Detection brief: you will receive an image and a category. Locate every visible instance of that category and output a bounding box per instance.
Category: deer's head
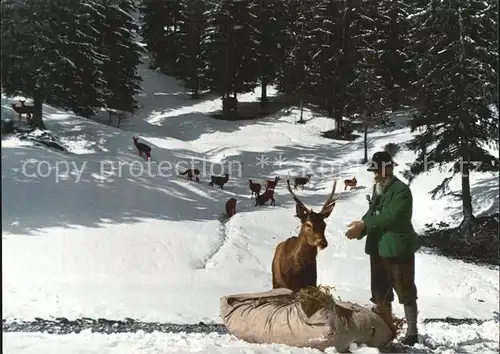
[287,178,339,250]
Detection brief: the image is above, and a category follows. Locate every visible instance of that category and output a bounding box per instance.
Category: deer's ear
[296,203,309,221]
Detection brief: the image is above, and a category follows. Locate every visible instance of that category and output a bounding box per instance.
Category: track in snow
[201,213,231,269]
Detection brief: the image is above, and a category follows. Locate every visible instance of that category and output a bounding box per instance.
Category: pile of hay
[295,286,357,327]
[296,286,336,317]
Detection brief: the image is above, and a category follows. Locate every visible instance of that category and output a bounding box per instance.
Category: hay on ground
[296,286,336,317]
[296,286,357,329]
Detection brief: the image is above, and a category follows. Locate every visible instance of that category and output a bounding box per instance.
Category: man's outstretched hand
[346,220,365,239]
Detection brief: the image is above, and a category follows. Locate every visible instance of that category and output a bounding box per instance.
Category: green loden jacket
[358,176,421,258]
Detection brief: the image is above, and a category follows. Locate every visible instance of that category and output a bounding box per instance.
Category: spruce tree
[177,0,209,98]
[377,0,413,108]
[139,0,170,68]
[406,0,499,238]
[1,0,107,128]
[349,0,390,161]
[139,0,182,74]
[275,1,314,111]
[304,0,344,117]
[249,0,290,108]
[100,0,143,114]
[201,0,232,96]
[201,0,258,100]
[230,0,259,96]
[306,0,360,135]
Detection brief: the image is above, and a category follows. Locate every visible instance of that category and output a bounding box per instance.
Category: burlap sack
[220,288,394,352]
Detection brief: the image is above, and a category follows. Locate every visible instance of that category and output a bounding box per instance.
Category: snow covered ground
[2,60,499,353]
[4,319,499,354]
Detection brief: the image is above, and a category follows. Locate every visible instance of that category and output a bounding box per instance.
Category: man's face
[373,165,393,183]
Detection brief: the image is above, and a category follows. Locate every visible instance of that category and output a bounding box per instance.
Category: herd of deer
[248,174,312,207]
[10,94,361,296]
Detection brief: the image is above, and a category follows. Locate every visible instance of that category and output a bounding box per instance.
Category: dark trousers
[370,251,418,305]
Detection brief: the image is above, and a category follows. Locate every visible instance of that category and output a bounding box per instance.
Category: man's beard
[375,177,391,196]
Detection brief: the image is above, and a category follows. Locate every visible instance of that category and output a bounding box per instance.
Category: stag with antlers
[271,178,339,292]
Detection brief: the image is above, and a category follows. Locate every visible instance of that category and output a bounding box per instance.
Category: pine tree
[248,0,290,108]
[230,0,259,96]
[139,0,182,74]
[349,0,390,161]
[139,0,168,68]
[275,1,314,112]
[1,0,107,128]
[177,0,209,98]
[306,0,360,135]
[201,0,258,100]
[63,1,108,118]
[406,0,499,238]
[377,0,413,108]
[307,0,345,117]
[100,0,143,114]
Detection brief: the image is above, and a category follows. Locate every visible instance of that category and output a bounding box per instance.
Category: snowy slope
[2,63,499,353]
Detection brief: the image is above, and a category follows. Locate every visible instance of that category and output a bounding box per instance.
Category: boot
[402,301,419,346]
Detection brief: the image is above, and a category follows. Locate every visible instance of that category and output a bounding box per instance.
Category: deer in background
[248,179,261,198]
[272,178,339,292]
[133,136,152,161]
[226,198,237,218]
[209,173,229,189]
[265,176,281,191]
[255,188,276,206]
[180,168,200,183]
[293,174,312,189]
[11,100,34,124]
[344,176,357,190]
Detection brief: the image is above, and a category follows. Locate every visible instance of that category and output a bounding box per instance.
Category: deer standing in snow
[344,176,357,190]
[255,188,276,206]
[265,176,281,191]
[179,168,201,183]
[248,179,262,198]
[272,178,339,292]
[226,198,237,218]
[11,100,34,124]
[133,136,152,161]
[293,174,312,190]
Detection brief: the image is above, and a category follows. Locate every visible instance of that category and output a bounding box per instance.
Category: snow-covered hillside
[2,62,499,353]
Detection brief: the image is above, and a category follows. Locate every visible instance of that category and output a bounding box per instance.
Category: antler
[286,175,310,213]
[320,179,339,215]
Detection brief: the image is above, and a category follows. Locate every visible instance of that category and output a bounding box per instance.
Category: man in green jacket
[346,150,421,346]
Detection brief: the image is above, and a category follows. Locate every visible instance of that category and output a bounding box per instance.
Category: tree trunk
[191,74,200,99]
[335,107,343,134]
[31,93,46,130]
[327,96,334,118]
[297,100,305,124]
[260,81,268,108]
[459,160,476,240]
[363,124,368,163]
